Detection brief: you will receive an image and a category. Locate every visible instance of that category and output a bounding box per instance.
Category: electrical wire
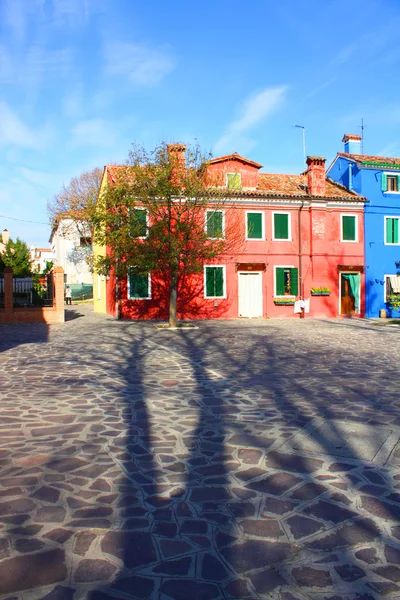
[0,214,49,225]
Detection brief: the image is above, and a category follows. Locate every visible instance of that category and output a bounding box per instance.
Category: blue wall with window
[328,153,400,317]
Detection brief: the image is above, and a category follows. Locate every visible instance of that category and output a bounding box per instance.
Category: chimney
[306,156,326,196]
[342,134,361,154]
[2,229,9,245]
[167,143,186,187]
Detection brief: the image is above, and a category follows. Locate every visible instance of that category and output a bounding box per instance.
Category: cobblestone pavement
[0,307,400,600]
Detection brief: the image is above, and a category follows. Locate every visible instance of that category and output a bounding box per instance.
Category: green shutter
[247,213,262,239]
[386,218,394,243]
[215,267,223,296]
[342,216,356,241]
[290,268,299,296]
[382,173,387,191]
[227,173,241,189]
[206,267,214,297]
[131,209,147,237]
[276,268,285,296]
[394,218,399,244]
[274,213,289,239]
[128,270,149,298]
[207,211,223,238]
[205,267,224,297]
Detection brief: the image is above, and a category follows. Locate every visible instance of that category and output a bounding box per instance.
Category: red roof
[338,152,400,167]
[342,134,361,142]
[104,164,362,201]
[208,152,263,169]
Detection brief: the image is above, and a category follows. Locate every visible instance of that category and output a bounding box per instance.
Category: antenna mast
[360,118,365,154]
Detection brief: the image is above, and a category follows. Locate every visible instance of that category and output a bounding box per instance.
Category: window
[127,269,151,299]
[79,236,92,247]
[275,267,298,297]
[273,212,290,240]
[382,173,400,193]
[130,208,148,238]
[385,274,400,303]
[227,173,241,189]
[206,210,224,238]
[341,215,357,242]
[246,211,264,240]
[204,266,225,298]
[385,217,400,245]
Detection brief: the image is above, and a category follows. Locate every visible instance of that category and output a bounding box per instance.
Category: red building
[94,149,366,319]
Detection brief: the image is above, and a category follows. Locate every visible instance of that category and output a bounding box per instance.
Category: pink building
[100,150,366,320]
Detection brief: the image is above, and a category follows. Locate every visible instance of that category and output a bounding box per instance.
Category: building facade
[327,135,400,318]
[94,149,366,320]
[50,219,93,285]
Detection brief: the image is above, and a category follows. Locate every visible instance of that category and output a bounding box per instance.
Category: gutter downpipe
[299,199,305,318]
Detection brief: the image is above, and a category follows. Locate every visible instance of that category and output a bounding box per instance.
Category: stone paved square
[1,306,400,599]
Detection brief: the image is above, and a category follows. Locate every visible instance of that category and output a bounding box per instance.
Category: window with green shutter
[247,212,263,239]
[275,267,298,296]
[130,208,147,237]
[382,173,400,192]
[342,215,357,241]
[273,213,289,240]
[206,210,223,238]
[128,269,150,299]
[205,266,224,297]
[385,217,400,244]
[227,173,241,189]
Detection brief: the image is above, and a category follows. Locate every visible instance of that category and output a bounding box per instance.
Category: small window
[275,267,298,296]
[130,208,148,238]
[385,274,400,302]
[385,217,400,244]
[273,213,290,240]
[382,173,400,192]
[227,173,241,189]
[246,212,264,240]
[341,215,357,241]
[128,269,151,299]
[204,266,225,298]
[79,236,92,247]
[206,210,224,238]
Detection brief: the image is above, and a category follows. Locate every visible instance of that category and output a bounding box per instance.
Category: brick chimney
[167,143,186,187]
[342,134,361,154]
[2,229,9,245]
[306,156,326,196]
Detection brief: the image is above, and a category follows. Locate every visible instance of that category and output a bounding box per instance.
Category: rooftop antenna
[358,118,365,154]
[294,125,306,168]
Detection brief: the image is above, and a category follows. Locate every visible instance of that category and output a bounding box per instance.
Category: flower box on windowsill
[274,298,295,305]
[311,291,331,296]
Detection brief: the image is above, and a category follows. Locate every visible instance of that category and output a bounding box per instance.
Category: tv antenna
[358,118,365,154]
[293,125,306,167]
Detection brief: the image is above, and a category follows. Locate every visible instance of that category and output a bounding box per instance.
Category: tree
[48,167,103,237]
[0,237,32,276]
[93,142,242,326]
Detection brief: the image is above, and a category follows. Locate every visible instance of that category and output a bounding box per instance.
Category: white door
[238,272,263,317]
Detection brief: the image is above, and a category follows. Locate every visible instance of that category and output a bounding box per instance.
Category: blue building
[327,134,400,318]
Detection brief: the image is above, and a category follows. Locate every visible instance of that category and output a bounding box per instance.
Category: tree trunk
[169,271,178,327]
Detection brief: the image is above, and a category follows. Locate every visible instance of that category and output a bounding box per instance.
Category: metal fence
[13,274,54,307]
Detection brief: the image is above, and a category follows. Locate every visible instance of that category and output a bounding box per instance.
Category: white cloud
[214,86,287,154]
[104,42,176,85]
[0,102,53,150]
[70,119,119,148]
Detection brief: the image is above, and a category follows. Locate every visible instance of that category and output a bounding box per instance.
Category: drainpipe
[115,258,121,319]
[348,163,353,191]
[299,199,304,318]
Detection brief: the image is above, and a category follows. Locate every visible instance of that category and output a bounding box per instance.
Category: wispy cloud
[69,119,120,148]
[104,42,176,85]
[330,43,357,66]
[0,102,53,150]
[214,86,287,154]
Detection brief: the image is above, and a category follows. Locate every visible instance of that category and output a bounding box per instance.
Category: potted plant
[311,287,331,296]
[274,297,296,305]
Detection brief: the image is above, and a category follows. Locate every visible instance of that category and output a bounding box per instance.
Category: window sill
[311,291,331,296]
[274,298,295,305]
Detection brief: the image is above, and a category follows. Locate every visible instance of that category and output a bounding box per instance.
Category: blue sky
[1,0,400,246]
